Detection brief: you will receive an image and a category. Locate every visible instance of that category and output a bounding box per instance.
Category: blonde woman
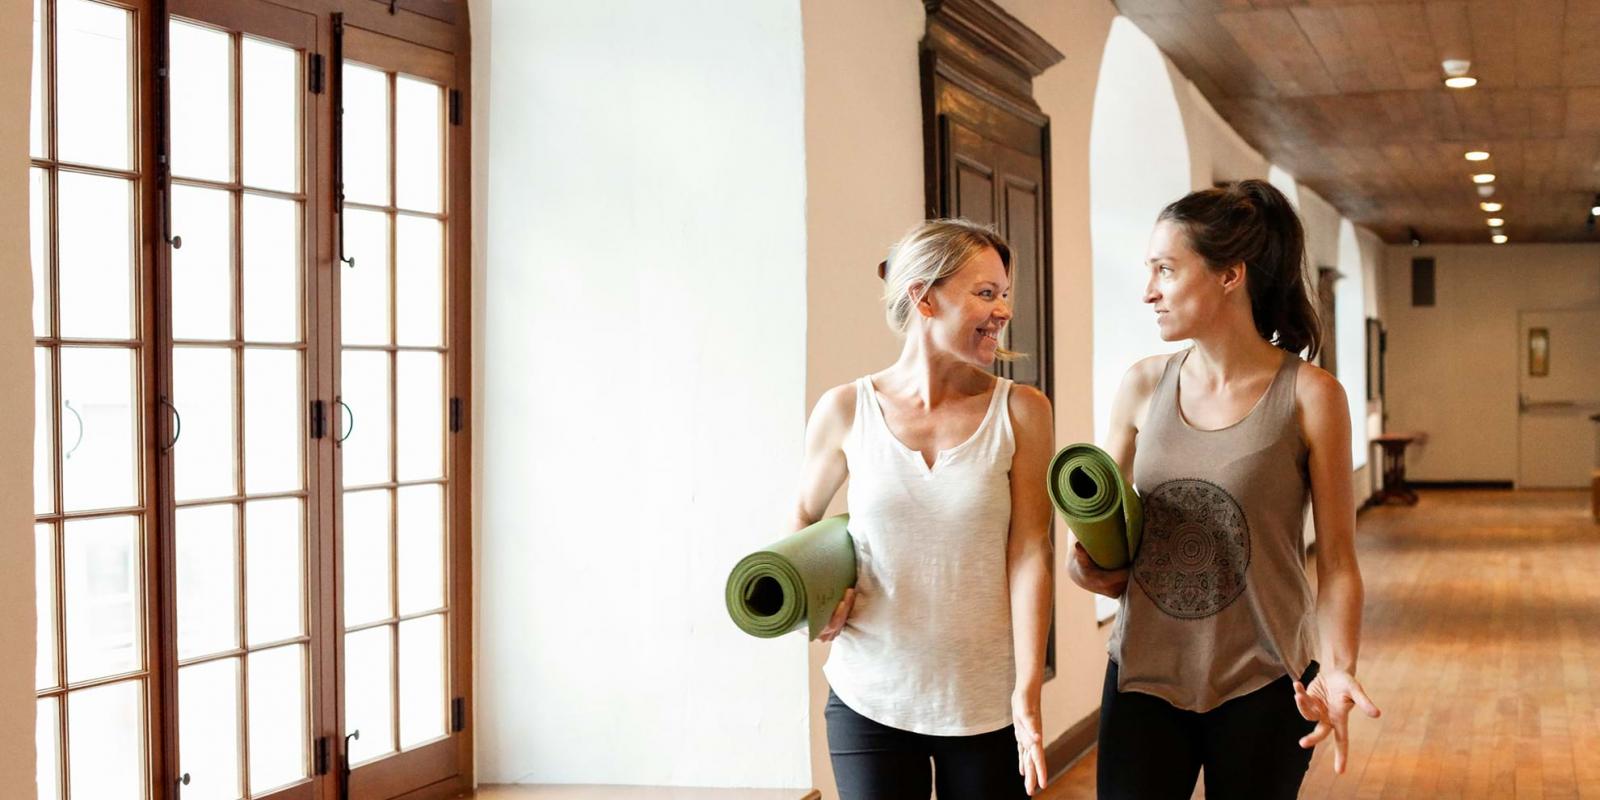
[790,219,1055,798]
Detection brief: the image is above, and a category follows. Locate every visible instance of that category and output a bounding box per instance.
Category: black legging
[825,690,1027,800]
[1097,659,1319,799]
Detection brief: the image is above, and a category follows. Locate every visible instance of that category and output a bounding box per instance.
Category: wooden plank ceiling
[1118,0,1600,244]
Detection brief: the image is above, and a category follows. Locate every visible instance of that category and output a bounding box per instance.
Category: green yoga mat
[1047,443,1143,569]
[725,515,857,640]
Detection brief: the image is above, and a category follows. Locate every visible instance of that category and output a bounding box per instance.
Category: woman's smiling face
[919,246,1012,365]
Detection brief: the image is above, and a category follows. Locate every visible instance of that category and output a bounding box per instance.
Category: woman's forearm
[1010,535,1053,689]
[1315,562,1364,674]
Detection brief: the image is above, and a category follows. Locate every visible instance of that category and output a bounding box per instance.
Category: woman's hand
[1067,542,1129,598]
[816,587,856,642]
[1012,684,1048,795]
[1294,668,1381,774]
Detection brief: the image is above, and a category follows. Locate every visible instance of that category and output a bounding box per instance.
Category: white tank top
[823,375,1017,736]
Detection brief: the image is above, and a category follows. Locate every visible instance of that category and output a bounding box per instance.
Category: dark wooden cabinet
[922,0,1059,402]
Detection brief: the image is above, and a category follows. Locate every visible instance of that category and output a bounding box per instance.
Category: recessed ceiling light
[1442,59,1477,89]
[1486,217,1505,227]
[1592,205,1600,216]
[1480,201,1503,212]
[1464,151,1490,161]
[1445,76,1479,89]
[1492,234,1508,244]
[1478,184,1496,197]
[1472,173,1496,184]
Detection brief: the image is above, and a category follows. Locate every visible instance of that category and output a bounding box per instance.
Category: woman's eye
[979,290,994,298]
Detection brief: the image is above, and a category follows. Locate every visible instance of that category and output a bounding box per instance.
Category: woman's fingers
[1029,741,1049,792]
[1350,683,1382,718]
[817,588,855,641]
[1299,719,1333,749]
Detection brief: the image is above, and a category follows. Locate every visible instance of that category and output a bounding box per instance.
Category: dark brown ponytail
[1157,179,1322,359]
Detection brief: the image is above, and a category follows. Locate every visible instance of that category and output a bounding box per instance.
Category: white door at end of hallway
[1517,308,1600,489]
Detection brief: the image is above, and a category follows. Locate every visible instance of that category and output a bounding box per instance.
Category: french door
[28,1,472,798]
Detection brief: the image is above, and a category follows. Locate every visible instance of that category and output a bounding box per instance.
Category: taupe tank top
[1107,348,1318,712]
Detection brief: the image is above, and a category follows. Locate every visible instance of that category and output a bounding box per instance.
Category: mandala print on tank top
[1134,478,1251,619]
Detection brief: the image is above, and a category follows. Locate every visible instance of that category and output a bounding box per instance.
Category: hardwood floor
[473,786,818,800]
[1043,489,1600,799]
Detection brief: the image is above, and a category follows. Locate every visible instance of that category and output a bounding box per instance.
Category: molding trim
[1045,709,1099,780]
[924,0,1064,79]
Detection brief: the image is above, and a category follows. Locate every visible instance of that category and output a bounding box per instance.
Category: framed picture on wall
[1365,318,1383,402]
[1529,327,1550,377]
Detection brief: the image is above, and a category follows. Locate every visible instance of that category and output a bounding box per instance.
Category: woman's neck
[879,332,988,410]
[1185,315,1285,386]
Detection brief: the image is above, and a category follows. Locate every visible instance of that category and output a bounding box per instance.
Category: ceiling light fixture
[1472,173,1496,184]
[1492,234,1508,244]
[1480,201,1503,212]
[1464,150,1490,161]
[1478,184,1496,198]
[1487,217,1505,227]
[1408,227,1423,247]
[1592,193,1600,216]
[1443,59,1477,88]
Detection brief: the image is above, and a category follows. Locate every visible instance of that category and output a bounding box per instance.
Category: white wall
[1382,244,1600,482]
[1088,17,1191,447]
[1335,219,1369,470]
[2,0,38,789]
[472,0,813,788]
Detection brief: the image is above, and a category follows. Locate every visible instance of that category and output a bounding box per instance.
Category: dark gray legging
[825,689,1027,800]
[1097,659,1319,799]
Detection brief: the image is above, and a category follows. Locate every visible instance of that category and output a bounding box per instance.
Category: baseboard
[1406,480,1514,490]
[1045,709,1098,780]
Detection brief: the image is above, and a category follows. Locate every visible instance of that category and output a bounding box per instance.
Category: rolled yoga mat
[725,514,857,640]
[1047,443,1143,570]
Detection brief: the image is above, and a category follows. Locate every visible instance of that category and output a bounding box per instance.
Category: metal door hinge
[310,53,325,94]
[449,89,462,126]
[451,697,465,732]
[315,736,330,775]
[449,397,462,433]
[311,399,327,440]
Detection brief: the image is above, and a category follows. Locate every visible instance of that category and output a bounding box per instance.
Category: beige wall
[1383,243,1600,482]
[799,2,925,795]
[1,0,37,788]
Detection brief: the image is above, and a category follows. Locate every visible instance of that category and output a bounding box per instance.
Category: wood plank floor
[474,786,818,800]
[1042,489,1600,799]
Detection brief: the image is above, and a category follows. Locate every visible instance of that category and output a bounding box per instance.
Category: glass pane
[60,347,137,512]
[242,37,298,192]
[64,515,141,683]
[169,20,232,182]
[342,64,389,206]
[395,77,442,213]
[248,644,307,793]
[57,0,131,169]
[344,626,394,763]
[174,347,237,502]
[57,172,133,339]
[170,185,234,341]
[179,658,241,800]
[245,498,303,645]
[38,698,62,800]
[35,347,54,516]
[341,209,391,346]
[399,614,446,748]
[340,351,391,486]
[37,524,56,691]
[67,680,145,800]
[343,489,391,627]
[397,484,444,615]
[396,352,443,481]
[242,195,301,343]
[30,0,45,159]
[395,216,443,347]
[175,504,238,660]
[31,168,48,337]
[244,348,302,494]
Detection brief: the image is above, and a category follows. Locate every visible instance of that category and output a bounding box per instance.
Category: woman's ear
[908,281,935,317]
[1218,261,1247,295]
